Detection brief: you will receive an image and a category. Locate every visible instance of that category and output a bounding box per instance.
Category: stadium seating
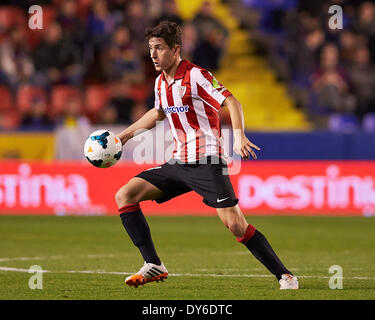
[0,109,19,130]
[16,85,48,113]
[84,84,111,114]
[0,6,25,29]
[0,6,25,44]
[362,113,375,132]
[182,0,310,131]
[328,114,359,133]
[51,85,81,115]
[0,85,20,130]
[129,85,149,104]
[0,85,12,112]
[0,0,369,134]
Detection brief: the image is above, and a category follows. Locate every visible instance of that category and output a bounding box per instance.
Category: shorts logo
[176,86,186,98]
[145,166,162,171]
[163,105,189,114]
[217,197,229,203]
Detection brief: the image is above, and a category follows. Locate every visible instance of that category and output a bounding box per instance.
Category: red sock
[236,224,256,244]
[119,203,140,214]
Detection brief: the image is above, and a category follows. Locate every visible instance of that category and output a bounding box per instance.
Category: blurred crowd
[240,0,375,130]
[4,0,373,133]
[0,0,228,131]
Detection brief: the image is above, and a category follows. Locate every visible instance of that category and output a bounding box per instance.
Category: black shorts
[135,157,238,208]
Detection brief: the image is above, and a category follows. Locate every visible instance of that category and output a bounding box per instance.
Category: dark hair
[145,21,182,48]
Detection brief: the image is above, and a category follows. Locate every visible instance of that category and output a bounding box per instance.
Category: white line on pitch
[0,253,121,262]
[1,266,374,281]
[0,252,248,262]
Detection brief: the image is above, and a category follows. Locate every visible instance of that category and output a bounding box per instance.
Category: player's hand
[233,135,260,160]
[117,132,130,146]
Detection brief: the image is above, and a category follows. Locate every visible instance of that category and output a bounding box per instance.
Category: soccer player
[116,21,298,290]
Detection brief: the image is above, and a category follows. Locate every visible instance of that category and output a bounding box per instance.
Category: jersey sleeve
[195,68,232,110]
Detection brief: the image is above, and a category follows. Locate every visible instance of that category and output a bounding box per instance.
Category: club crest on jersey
[176,86,186,98]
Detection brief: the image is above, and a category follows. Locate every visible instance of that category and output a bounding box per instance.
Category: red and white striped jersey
[154,59,232,163]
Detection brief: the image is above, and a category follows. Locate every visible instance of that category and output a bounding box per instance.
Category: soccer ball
[84,129,123,168]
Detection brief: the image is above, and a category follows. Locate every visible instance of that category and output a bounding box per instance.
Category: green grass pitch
[0,215,374,300]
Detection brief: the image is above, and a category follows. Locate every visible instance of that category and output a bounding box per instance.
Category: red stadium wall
[0,161,374,216]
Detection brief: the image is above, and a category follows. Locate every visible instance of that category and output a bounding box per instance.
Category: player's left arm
[223,95,260,160]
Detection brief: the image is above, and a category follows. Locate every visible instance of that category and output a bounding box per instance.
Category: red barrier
[0,161,374,216]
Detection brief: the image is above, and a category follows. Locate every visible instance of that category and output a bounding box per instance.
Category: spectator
[0,26,34,90]
[98,104,118,124]
[355,1,375,62]
[148,0,163,23]
[291,28,325,87]
[153,0,183,26]
[58,95,89,128]
[124,1,150,49]
[32,22,83,89]
[55,95,91,160]
[192,1,229,42]
[107,81,136,124]
[338,30,359,67]
[285,27,325,110]
[355,2,375,36]
[20,97,55,131]
[181,22,198,62]
[108,0,128,25]
[310,43,354,115]
[192,28,224,71]
[348,46,375,118]
[56,0,87,46]
[105,25,141,81]
[87,0,116,48]
[192,1,229,71]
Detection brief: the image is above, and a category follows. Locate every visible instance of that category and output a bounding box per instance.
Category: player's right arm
[118,107,166,145]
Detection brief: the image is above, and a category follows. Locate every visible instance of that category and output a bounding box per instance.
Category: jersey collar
[162,59,189,85]
[174,59,189,79]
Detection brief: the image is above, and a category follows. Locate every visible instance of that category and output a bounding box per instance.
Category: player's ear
[174,44,180,56]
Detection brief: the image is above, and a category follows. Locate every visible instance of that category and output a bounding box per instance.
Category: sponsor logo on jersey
[163,105,189,114]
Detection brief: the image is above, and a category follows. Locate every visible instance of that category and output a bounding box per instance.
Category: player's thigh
[115,177,164,206]
[185,161,238,208]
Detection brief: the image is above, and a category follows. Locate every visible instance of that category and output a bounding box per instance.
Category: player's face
[149,37,179,72]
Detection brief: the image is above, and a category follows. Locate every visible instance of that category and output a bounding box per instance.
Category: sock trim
[119,203,140,214]
[236,224,256,244]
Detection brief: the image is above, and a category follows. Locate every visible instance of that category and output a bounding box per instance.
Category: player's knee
[115,186,138,207]
[227,221,245,238]
[218,206,247,238]
[224,214,247,238]
[115,189,125,206]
